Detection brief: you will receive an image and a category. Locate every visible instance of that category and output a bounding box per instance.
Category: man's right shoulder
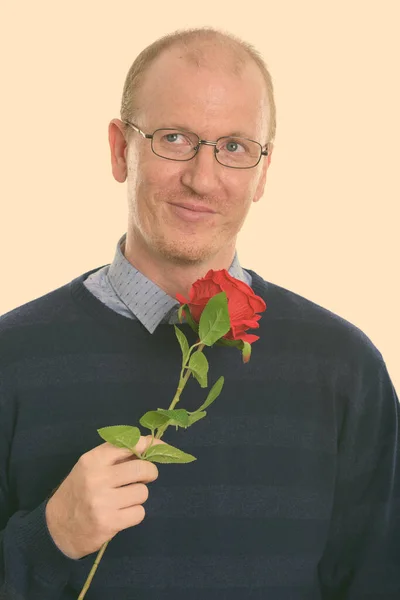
[0,284,69,330]
[0,264,109,334]
[0,266,104,337]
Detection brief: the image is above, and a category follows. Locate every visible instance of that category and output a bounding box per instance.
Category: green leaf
[187,411,207,426]
[174,325,190,366]
[177,304,185,323]
[177,303,199,333]
[242,341,252,363]
[188,351,209,388]
[144,443,196,463]
[156,408,189,428]
[139,411,169,431]
[97,425,141,451]
[199,292,231,346]
[197,376,224,412]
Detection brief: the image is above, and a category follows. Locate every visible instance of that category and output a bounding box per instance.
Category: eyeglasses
[123,120,269,169]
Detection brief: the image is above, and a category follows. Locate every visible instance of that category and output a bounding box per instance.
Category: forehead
[136,46,268,138]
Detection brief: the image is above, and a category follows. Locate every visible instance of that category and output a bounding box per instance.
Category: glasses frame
[122,120,269,169]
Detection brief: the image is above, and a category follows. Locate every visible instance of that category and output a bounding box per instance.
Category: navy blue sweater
[0,267,399,599]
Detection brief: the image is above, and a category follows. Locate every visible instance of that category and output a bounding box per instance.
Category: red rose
[176,269,266,344]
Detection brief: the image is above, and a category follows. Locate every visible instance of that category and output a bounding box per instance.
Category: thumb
[134,434,167,456]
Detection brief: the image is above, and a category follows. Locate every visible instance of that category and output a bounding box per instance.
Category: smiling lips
[168,202,216,222]
[172,202,216,213]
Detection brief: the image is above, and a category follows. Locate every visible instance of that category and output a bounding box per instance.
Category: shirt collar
[107,232,250,333]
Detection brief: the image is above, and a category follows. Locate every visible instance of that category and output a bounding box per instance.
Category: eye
[162,132,192,145]
[223,139,246,153]
[165,133,180,143]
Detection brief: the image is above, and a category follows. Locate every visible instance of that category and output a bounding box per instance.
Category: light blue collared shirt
[83,233,252,333]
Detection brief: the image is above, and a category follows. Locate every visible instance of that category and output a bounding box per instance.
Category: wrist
[45,496,81,560]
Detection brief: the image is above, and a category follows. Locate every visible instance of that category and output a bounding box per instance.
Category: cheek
[225,175,258,210]
[136,157,184,198]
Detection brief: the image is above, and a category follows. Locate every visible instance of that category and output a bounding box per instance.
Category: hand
[45,436,163,560]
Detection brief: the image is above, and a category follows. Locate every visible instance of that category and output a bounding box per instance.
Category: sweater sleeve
[318,358,400,599]
[0,373,79,600]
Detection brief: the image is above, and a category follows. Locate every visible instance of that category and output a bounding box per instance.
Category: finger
[89,436,165,466]
[116,504,146,531]
[111,458,159,487]
[110,436,167,465]
[87,442,136,466]
[112,483,149,509]
[134,435,167,455]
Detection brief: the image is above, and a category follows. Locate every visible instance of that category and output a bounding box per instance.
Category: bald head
[170,32,252,74]
[120,28,276,143]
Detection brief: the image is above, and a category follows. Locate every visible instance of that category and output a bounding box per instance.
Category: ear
[253,143,273,203]
[109,119,128,183]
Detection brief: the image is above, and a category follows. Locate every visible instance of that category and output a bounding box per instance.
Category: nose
[180,142,221,196]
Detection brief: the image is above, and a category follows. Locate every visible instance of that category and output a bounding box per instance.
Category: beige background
[1,1,399,391]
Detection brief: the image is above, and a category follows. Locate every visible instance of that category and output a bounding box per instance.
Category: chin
[154,236,216,266]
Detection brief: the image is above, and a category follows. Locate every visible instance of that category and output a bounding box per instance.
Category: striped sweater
[0,266,399,599]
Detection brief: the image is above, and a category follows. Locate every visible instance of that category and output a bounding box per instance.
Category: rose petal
[190,279,221,302]
[184,268,266,337]
[239,333,260,344]
[176,292,189,305]
[231,319,260,330]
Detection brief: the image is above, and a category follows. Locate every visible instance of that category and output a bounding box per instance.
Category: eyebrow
[166,124,252,139]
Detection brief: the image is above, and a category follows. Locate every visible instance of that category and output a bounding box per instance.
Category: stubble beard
[144,224,219,266]
[129,188,235,266]
[130,208,228,267]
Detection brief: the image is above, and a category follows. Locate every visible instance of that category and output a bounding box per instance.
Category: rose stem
[77,342,205,598]
[155,343,205,440]
[77,539,110,599]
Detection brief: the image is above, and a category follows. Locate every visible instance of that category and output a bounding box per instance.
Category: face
[111,47,273,266]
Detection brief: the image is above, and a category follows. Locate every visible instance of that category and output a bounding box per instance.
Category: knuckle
[88,494,103,513]
[134,460,148,481]
[79,450,92,466]
[95,510,115,536]
[132,459,159,483]
[77,452,93,475]
[87,500,103,527]
[80,470,97,495]
[135,435,151,455]
[131,460,143,482]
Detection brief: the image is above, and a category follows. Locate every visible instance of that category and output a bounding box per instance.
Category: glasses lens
[216,137,262,168]
[152,129,199,160]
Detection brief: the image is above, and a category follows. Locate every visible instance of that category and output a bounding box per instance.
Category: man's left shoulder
[248,270,384,367]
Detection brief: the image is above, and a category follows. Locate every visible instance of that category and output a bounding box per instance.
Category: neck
[123,232,237,300]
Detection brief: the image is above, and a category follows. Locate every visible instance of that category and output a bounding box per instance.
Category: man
[0,27,399,600]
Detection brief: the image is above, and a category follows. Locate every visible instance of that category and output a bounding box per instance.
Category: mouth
[171,202,216,214]
[167,202,217,223]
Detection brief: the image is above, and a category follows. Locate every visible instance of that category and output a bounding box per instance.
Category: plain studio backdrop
[0,1,399,391]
